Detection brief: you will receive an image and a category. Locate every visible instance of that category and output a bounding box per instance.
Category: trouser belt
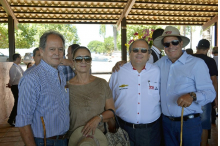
[165,113,200,121]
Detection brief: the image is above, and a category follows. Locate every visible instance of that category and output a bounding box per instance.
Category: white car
[0,52,9,62]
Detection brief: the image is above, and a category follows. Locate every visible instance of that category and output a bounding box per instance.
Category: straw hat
[68,126,108,146]
[154,26,190,49]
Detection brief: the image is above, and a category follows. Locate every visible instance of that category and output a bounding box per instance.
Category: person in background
[16,30,69,146]
[27,62,33,69]
[212,46,218,124]
[193,39,218,146]
[148,28,164,63]
[62,44,80,81]
[109,39,161,146]
[23,48,41,75]
[212,46,218,69]
[67,46,115,139]
[6,53,24,127]
[186,48,193,55]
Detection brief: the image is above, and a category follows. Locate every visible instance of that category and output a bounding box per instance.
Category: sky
[75,24,113,46]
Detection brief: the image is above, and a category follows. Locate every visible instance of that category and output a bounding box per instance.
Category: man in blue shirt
[16,30,69,146]
[154,26,216,146]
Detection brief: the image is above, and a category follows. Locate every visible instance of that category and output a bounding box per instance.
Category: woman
[67,46,115,138]
[26,62,33,69]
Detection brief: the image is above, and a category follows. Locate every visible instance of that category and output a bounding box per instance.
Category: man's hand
[6,83,11,88]
[60,58,73,66]
[112,60,127,72]
[177,94,193,107]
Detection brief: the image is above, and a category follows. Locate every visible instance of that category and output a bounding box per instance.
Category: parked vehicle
[23,53,34,65]
[0,52,9,62]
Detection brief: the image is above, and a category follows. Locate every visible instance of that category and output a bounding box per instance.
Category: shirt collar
[166,50,188,64]
[40,60,63,74]
[129,62,152,71]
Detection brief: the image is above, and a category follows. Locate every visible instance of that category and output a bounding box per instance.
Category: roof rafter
[116,0,136,28]
[0,0,18,28]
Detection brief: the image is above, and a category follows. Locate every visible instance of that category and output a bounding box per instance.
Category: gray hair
[129,39,150,53]
[39,30,65,50]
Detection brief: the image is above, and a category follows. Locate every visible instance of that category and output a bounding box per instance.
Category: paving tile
[5,131,21,137]
[0,141,24,146]
[0,132,6,137]
[0,128,10,133]
[8,128,19,132]
[0,136,22,142]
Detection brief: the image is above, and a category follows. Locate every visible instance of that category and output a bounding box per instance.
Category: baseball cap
[197,39,210,48]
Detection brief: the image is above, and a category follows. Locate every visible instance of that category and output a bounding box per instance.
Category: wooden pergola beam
[116,0,136,28]
[202,15,218,31]
[0,0,18,28]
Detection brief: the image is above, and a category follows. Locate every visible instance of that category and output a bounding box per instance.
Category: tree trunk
[113,25,118,51]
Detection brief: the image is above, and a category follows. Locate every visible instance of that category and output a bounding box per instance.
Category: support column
[121,17,127,61]
[8,16,15,61]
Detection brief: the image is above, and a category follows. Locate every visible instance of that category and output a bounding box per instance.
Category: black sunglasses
[132,48,151,53]
[74,56,92,63]
[163,40,180,48]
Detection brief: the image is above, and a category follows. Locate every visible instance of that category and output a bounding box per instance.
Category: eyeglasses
[132,48,151,53]
[73,56,92,63]
[163,40,180,48]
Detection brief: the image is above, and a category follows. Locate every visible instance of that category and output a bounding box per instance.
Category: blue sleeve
[15,74,40,127]
[193,60,216,105]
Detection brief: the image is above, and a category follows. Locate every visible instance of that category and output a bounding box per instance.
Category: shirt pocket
[148,81,160,96]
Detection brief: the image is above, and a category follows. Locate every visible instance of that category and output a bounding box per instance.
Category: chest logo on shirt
[149,86,154,89]
[149,86,158,90]
[119,84,128,90]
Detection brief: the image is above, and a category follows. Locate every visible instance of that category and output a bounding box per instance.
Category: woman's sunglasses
[73,56,92,63]
[163,40,180,48]
[132,48,151,54]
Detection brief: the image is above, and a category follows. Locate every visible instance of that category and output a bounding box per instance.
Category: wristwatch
[98,114,103,122]
[189,92,197,101]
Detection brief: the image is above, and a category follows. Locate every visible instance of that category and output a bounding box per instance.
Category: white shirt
[148,45,161,64]
[109,62,161,124]
[9,63,24,86]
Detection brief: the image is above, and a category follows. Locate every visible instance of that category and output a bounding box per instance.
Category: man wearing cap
[148,28,164,63]
[154,26,215,146]
[193,39,218,146]
[109,39,161,146]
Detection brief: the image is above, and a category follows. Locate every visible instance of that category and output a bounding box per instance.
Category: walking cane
[41,117,46,146]
[180,107,184,146]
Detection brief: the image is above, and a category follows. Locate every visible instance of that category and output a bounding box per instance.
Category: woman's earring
[72,66,75,70]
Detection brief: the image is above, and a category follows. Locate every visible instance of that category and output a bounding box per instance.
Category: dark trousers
[8,85,18,123]
[162,115,202,146]
[119,117,161,146]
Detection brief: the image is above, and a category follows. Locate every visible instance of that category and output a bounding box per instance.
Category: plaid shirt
[63,66,75,81]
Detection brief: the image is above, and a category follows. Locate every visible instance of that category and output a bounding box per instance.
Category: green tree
[87,40,104,53]
[0,23,80,49]
[103,36,114,53]
[0,23,8,48]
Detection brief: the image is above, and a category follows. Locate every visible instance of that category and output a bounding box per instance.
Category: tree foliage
[87,40,104,53]
[117,25,164,50]
[0,23,80,49]
[103,36,114,53]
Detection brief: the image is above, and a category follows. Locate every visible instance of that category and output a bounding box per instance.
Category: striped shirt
[63,66,75,81]
[15,60,70,138]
